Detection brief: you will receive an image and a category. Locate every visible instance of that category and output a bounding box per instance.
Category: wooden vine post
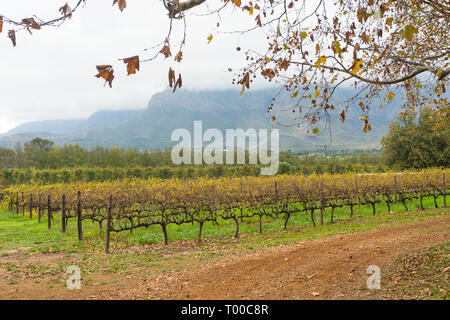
[394,175,398,204]
[15,192,19,215]
[274,181,279,215]
[105,195,113,254]
[240,177,244,222]
[350,175,358,218]
[319,182,324,225]
[77,191,83,241]
[47,195,52,230]
[37,194,41,223]
[443,172,447,208]
[29,193,33,219]
[21,192,24,216]
[61,194,66,233]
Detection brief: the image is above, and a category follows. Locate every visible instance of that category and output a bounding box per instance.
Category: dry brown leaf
[0,17,3,33]
[59,3,72,18]
[95,65,114,88]
[173,73,182,93]
[256,14,262,27]
[160,45,172,59]
[261,68,275,80]
[232,0,241,7]
[340,110,345,123]
[174,51,183,63]
[8,29,16,46]
[113,0,127,12]
[22,18,41,30]
[123,56,140,75]
[168,67,176,88]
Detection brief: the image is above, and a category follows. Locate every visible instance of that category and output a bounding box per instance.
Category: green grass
[381,241,449,300]
[0,196,447,278]
[0,195,447,253]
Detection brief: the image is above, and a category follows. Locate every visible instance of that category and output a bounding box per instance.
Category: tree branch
[291,61,449,85]
[164,0,207,18]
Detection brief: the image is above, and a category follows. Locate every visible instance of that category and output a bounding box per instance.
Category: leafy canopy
[0,0,448,133]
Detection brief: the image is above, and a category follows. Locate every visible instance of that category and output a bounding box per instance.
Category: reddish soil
[1,217,449,300]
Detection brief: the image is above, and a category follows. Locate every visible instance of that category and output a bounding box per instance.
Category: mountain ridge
[0,87,402,151]
[1,109,144,137]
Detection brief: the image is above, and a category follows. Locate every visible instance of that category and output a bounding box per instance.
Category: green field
[0,196,448,299]
[0,195,447,255]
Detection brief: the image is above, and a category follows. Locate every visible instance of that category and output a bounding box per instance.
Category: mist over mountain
[1,109,144,137]
[0,87,403,151]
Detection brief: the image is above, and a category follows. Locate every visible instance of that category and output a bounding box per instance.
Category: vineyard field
[0,169,448,252]
[0,197,447,254]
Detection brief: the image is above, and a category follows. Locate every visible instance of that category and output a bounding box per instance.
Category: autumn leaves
[168,68,183,93]
[94,47,183,90]
[92,1,182,91]
[0,14,16,47]
[94,51,138,89]
[95,56,142,89]
[0,2,74,47]
[113,0,127,12]
[93,1,140,88]
[95,66,115,88]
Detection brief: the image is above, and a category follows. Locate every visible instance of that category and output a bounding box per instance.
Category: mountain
[2,119,86,137]
[0,87,403,151]
[1,109,144,137]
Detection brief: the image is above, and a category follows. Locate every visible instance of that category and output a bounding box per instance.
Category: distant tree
[13,142,24,168]
[381,107,450,169]
[23,138,55,168]
[28,138,54,151]
[0,148,15,168]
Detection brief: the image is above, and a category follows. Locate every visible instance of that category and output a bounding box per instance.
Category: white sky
[0,0,272,133]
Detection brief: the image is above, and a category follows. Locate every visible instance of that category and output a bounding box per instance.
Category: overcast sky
[0,0,272,133]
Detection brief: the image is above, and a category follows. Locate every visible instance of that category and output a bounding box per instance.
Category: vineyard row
[0,169,448,252]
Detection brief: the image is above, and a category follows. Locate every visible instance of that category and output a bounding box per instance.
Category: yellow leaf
[404,25,418,41]
[315,56,327,70]
[386,17,393,27]
[351,60,363,75]
[207,34,213,43]
[315,90,320,98]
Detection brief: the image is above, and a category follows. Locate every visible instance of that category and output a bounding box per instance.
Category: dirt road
[1,216,449,299]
